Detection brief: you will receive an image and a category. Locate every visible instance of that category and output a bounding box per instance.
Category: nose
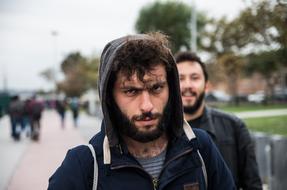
[181,78,194,90]
[139,91,154,113]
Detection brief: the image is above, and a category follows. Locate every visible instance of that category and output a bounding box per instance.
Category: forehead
[177,61,204,75]
[115,64,167,86]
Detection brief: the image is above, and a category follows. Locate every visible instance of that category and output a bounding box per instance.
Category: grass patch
[215,103,287,113]
[243,115,287,136]
[207,103,287,136]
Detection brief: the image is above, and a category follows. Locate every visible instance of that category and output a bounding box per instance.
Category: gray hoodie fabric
[98,34,184,147]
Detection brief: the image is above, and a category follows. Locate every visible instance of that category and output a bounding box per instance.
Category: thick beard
[183,91,205,115]
[112,100,171,143]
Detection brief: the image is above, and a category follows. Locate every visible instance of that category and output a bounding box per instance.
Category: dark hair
[175,51,208,81]
[111,32,172,82]
[106,32,175,140]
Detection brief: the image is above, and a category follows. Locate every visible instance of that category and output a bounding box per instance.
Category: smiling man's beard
[111,100,171,143]
[183,91,205,115]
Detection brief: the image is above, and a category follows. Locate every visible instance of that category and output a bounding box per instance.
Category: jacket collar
[197,106,217,140]
[109,127,198,168]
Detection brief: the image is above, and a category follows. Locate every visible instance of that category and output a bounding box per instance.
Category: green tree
[39,67,56,85]
[246,51,281,102]
[217,53,246,105]
[135,1,208,52]
[203,17,248,102]
[203,0,287,104]
[57,52,100,97]
[82,56,100,89]
[58,52,87,97]
[237,1,287,101]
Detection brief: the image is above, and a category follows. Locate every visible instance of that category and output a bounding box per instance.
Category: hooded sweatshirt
[48,34,235,190]
[98,34,184,149]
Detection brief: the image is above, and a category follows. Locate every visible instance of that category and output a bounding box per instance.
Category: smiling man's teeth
[183,92,194,96]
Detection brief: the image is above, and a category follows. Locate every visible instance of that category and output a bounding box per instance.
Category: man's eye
[191,76,199,81]
[179,76,185,81]
[151,84,163,93]
[124,89,138,96]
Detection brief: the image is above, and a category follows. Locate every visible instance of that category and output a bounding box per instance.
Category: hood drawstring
[183,120,196,140]
[103,135,111,164]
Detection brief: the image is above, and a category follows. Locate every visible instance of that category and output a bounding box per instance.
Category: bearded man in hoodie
[48,32,235,190]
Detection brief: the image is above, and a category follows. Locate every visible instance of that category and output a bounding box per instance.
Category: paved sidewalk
[1,110,101,190]
[234,108,287,119]
[0,116,29,190]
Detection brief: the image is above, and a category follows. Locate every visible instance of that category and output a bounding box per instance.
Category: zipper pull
[117,144,123,154]
[152,178,158,190]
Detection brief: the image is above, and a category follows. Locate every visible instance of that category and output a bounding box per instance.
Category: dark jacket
[48,34,235,190]
[188,107,262,190]
[48,125,234,190]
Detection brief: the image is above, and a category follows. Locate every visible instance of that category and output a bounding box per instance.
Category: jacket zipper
[111,164,157,189]
[162,148,193,170]
[110,148,193,190]
[152,178,158,190]
[156,148,194,188]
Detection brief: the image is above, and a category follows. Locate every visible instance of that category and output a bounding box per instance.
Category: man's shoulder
[65,131,104,162]
[192,128,213,147]
[193,128,209,139]
[207,107,243,124]
[89,131,105,153]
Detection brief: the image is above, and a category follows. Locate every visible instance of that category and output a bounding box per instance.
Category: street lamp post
[191,0,197,53]
[1,65,8,92]
[51,30,59,92]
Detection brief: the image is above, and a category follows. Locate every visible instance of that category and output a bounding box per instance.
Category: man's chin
[183,106,199,115]
[130,128,163,143]
[136,125,157,133]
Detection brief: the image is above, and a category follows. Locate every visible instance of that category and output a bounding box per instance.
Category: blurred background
[0,0,287,189]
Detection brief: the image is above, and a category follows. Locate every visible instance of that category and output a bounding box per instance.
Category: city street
[0,110,101,190]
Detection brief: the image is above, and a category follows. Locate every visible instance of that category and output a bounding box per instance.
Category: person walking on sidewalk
[8,95,25,141]
[48,33,235,190]
[55,99,67,128]
[175,51,262,190]
[70,97,80,127]
[27,95,44,141]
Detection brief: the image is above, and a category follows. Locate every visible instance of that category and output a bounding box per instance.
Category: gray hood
[98,34,184,148]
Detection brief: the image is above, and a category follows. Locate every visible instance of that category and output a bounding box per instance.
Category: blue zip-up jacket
[48,125,235,190]
[48,34,235,190]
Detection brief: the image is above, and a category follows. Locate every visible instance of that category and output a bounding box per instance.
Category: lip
[135,118,158,127]
[182,95,195,101]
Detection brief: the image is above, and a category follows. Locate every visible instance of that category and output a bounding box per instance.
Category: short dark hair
[111,32,172,82]
[175,51,208,81]
[107,32,174,107]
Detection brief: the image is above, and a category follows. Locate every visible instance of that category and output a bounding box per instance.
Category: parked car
[206,90,231,102]
[248,91,265,103]
[273,89,287,101]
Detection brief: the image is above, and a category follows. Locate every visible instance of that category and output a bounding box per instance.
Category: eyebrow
[120,80,167,90]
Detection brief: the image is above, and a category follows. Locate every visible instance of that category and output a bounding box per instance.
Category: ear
[204,81,211,93]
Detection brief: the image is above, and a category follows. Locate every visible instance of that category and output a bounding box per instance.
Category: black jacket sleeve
[236,120,262,190]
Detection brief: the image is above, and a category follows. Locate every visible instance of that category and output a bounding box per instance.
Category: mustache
[181,88,197,96]
[132,112,161,121]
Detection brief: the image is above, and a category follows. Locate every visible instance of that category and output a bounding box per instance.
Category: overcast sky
[0,0,247,91]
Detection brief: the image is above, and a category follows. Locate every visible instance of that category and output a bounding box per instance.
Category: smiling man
[175,51,262,190]
[48,33,235,190]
